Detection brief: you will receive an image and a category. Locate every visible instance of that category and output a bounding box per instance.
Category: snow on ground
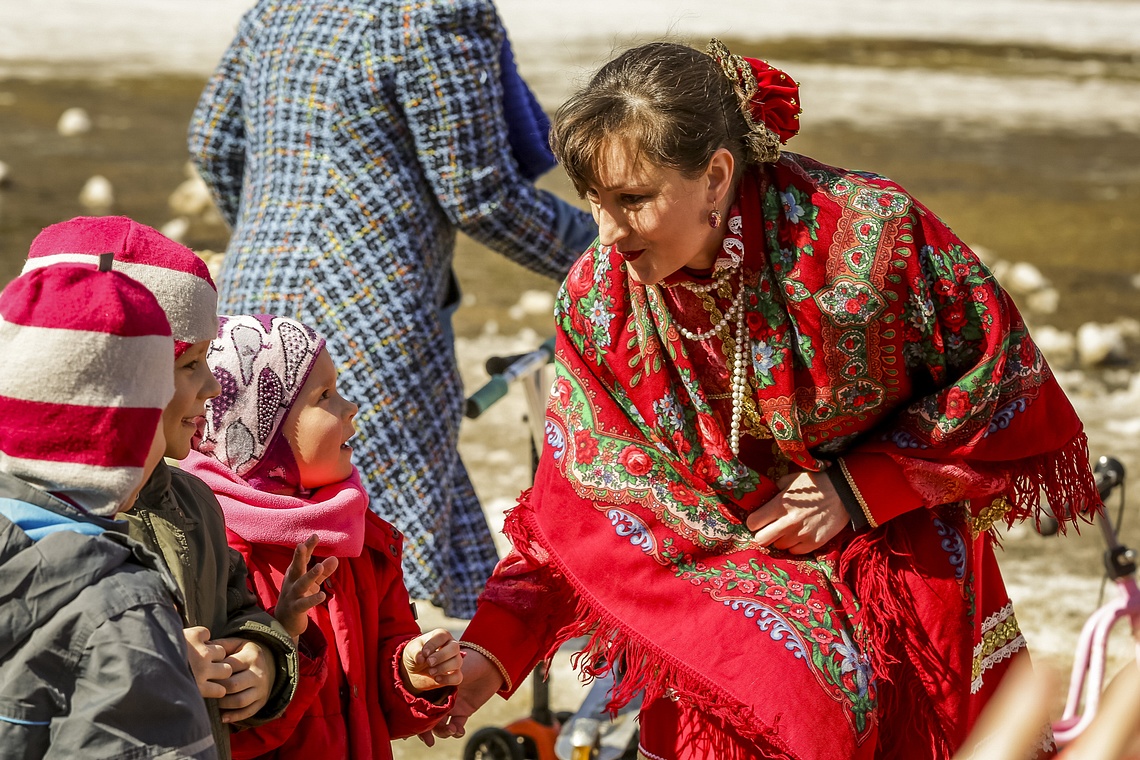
[4,0,1140,79]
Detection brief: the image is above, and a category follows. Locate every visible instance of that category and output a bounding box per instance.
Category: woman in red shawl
[437,40,1099,759]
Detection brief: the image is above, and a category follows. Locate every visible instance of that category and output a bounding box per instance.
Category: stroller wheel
[463,726,526,760]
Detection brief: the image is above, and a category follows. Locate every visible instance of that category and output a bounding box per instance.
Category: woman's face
[162,339,222,460]
[281,348,358,490]
[584,141,734,286]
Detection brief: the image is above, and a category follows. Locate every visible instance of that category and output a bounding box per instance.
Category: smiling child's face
[281,348,358,490]
[162,339,221,460]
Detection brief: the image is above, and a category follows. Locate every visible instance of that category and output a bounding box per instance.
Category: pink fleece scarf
[181,449,368,557]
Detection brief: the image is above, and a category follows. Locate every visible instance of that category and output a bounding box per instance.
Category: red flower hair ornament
[707,38,802,163]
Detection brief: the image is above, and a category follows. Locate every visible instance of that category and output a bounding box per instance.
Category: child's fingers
[289,590,327,614]
[200,659,233,684]
[218,687,262,723]
[428,651,462,674]
[416,628,455,658]
[426,640,461,668]
[429,669,462,687]
[198,679,228,700]
[293,555,338,593]
[285,534,320,582]
[213,637,250,658]
[183,625,212,648]
[313,556,338,584]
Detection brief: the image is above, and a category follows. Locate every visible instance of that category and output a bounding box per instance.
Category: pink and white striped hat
[0,263,175,516]
[22,216,218,357]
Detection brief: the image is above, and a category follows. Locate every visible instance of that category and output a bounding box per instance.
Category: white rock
[1131,272,1140,290]
[168,175,212,217]
[57,107,92,137]
[0,160,9,186]
[515,289,555,317]
[461,292,477,307]
[1105,417,1140,438]
[507,305,525,321]
[1033,325,1076,365]
[78,175,113,210]
[201,205,225,227]
[197,250,225,282]
[970,244,994,264]
[1115,317,1140,341]
[1076,321,1126,367]
[1025,286,1059,315]
[481,319,499,336]
[1052,368,1087,392]
[989,259,1010,283]
[1005,261,1049,294]
[160,217,190,243]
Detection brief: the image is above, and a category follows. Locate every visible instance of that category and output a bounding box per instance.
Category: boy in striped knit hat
[24,217,308,760]
[0,261,216,758]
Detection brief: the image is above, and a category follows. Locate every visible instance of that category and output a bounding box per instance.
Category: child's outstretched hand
[275,534,338,640]
[400,628,463,695]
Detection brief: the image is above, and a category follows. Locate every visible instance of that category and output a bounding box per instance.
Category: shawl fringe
[1005,432,1100,531]
[501,500,798,757]
[839,524,957,760]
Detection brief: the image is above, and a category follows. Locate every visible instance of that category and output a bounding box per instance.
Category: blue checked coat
[190,0,594,617]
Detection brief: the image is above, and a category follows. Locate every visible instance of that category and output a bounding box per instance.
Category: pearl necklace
[667,264,750,456]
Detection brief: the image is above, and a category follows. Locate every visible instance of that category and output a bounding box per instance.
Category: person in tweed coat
[190,0,595,618]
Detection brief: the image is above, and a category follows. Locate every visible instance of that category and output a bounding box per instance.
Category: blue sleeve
[389,0,594,280]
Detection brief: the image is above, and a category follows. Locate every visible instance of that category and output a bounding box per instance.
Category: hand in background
[433,648,504,740]
[747,471,849,554]
[214,637,276,724]
[275,533,338,640]
[401,628,463,695]
[183,625,231,699]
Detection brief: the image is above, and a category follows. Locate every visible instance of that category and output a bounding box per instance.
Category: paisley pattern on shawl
[504,153,1097,756]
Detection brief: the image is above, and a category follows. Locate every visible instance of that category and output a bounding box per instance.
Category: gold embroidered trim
[706,38,783,164]
[458,641,512,693]
[971,602,1026,694]
[970,496,1013,539]
[838,458,878,529]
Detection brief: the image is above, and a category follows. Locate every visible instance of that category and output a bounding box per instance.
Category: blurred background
[2,1,1139,755]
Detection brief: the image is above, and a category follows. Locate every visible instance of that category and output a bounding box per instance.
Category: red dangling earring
[708,209,722,229]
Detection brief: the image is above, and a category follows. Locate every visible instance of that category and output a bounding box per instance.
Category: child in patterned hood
[183,314,461,760]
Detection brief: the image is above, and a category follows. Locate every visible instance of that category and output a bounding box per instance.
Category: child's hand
[214,637,276,724]
[183,626,231,699]
[275,534,338,640]
[400,628,463,695]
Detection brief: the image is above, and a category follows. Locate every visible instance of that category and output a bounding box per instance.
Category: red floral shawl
[503,154,1096,757]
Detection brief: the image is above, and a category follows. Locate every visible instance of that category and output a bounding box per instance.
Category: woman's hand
[746,471,849,554]
[275,534,338,640]
[400,628,463,695]
[182,625,231,699]
[432,648,504,740]
[214,637,276,723]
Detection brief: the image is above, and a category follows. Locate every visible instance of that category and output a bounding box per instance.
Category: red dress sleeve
[462,541,580,698]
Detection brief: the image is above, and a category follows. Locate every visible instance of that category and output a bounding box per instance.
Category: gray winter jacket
[0,471,217,760]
